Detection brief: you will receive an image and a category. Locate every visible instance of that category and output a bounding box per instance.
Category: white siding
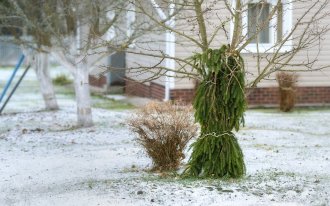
[125,1,167,86]
[126,32,167,86]
[173,0,330,89]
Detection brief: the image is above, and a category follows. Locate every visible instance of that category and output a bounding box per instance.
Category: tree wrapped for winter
[184,45,246,178]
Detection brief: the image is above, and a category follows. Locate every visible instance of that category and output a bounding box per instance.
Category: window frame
[246,2,272,44]
[231,0,293,53]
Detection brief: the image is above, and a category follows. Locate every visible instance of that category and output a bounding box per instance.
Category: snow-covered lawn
[0,67,329,206]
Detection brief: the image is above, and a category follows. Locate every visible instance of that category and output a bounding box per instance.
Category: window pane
[248,3,270,44]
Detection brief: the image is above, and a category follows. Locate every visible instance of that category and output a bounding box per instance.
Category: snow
[0,67,330,206]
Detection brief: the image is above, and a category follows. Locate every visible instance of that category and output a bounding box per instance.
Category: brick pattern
[170,89,196,103]
[247,87,279,105]
[125,78,193,102]
[125,78,330,106]
[296,87,330,104]
[150,82,165,100]
[247,87,330,106]
[125,79,150,98]
[89,75,107,88]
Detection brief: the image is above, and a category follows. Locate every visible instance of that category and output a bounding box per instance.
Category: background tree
[130,0,330,177]
[0,0,59,110]
[3,0,145,127]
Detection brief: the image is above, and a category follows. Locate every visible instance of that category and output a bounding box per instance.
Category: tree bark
[73,59,93,127]
[35,52,59,110]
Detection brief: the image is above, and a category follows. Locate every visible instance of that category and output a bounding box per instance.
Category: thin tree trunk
[35,52,59,110]
[73,59,93,127]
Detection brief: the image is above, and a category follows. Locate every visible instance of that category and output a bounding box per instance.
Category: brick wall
[247,87,330,106]
[125,78,330,106]
[170,89,196,103]
[125,78,150,98]
[89,75,107,88]
[125,79,165,100]
[247,87,279,105]
[150,82,165,100]
[296,87,330,104]
[125,78,193,102]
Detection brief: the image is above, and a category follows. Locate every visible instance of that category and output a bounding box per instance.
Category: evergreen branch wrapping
[184,45,246,178]
[185,132,245,178]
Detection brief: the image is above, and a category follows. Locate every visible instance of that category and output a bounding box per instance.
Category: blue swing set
[0,54,31,114]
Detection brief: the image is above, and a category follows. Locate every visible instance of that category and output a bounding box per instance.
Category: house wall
[88,45,110,91]
[125,30,168,99]
[125,0,168,85]
[172,1,330,105]
[125,1,330,106]
[125,31,167,86]
[124,0,173,99]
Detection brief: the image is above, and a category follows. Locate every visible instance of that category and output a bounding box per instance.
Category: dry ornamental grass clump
[128,102,198,172]
[276,72,298,112]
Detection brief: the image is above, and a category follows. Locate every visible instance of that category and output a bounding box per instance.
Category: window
[247,3,270,43]
[232,0,292,53]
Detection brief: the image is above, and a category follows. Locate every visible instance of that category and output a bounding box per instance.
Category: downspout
[150,0,175,101]
[164,2,175,101]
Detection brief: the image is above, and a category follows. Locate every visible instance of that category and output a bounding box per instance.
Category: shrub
[128,101,198,172]
[276,72,298,112]
[184,45,246,178]
[53,74,72,85]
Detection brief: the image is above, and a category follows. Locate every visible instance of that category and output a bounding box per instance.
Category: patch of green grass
[49,125,79,132]
[53,84,134,110]
[292,106,330,113]
[52,74,72,85]
[54,84,75,96]
[92,94,135,110]
[139,170,244,187]
[253,143,274,151]
[248,108,279,113]
[0,66,14,70]
[248,169,296,181]
[78,178,114,190]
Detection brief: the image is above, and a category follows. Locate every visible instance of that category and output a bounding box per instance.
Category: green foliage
[52,74,72,85]
[185,45,246,178]
[185,132,245,178]
[92,95,134,110]
[192,45,246,133]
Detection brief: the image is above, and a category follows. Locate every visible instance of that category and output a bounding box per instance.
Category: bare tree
[3,0,147,127]
[130,0,330,85]
[127,0,330,178]
[0,0,59,110]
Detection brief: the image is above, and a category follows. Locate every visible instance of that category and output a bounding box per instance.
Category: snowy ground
[0,66,329,206]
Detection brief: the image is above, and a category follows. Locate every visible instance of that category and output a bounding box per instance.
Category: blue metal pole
[0,64,31,114]
[0,54,25,103]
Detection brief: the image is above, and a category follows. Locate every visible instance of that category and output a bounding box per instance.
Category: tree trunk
[73,59,93,127]
[35,52,59,110]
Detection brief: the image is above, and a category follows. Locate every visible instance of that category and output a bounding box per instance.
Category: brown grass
[276,72,298,112]
[128,101,198,172]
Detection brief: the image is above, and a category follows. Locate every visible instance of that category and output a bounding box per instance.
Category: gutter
[150,0,175,101]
